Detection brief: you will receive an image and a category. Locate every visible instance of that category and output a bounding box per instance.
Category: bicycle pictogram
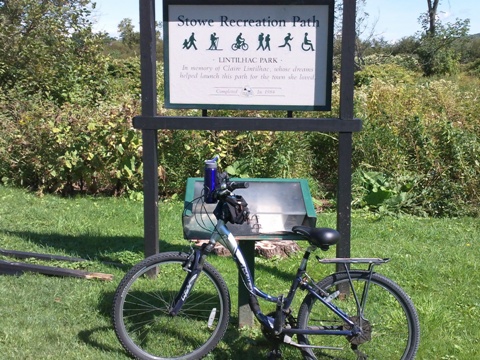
[231,33,249,51]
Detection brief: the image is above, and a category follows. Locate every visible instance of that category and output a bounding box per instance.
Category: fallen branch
[0,260,113,281]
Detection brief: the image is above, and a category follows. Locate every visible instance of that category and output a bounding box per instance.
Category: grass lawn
[0,185,479,359]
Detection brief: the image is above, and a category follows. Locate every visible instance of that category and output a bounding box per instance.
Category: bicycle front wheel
[112,251,231,360]
[297,271,420,360]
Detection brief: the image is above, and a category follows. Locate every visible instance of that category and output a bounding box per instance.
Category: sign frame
[163,0,334,111]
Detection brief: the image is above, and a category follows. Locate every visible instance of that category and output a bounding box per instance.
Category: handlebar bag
[225,195,250,224]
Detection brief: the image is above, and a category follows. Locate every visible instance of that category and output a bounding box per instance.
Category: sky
[92,0,480,42]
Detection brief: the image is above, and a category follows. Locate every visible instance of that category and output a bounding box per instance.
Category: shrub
[1,60,478,217]
[354,63,417,87]
[0,93,143,196]
[466,59,480,77]
[157,129,317,196]
[352,67,480,216]
[352,170,426,217]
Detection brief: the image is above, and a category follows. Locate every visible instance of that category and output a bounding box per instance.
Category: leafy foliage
[0,0,108,105]
[0,93,143,196]
[352,170,426,217]
[353,65,479,216]
[415,16,470,76]
[0,1,479,218]
[155,129,316,196]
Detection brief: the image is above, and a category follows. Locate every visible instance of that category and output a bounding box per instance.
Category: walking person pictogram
[183,32,198,50]
[256,33,265,50]
[264,34,271,51]
[188,32,197,50]
[208,32,219,50]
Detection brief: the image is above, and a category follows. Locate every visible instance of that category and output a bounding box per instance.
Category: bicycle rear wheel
[112,251,231,360]
[297,271,420,360]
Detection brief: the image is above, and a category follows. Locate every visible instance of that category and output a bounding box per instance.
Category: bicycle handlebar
[213,177,249,201]
[227,181,249,191]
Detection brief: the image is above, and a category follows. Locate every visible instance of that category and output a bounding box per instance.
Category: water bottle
[204,156,218,203]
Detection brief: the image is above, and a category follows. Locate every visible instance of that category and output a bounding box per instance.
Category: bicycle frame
[172,218,364,341]
[113,170,419,360]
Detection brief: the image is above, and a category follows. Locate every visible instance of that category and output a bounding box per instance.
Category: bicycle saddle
[292,226,340,250]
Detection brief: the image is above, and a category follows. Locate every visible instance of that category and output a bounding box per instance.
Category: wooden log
[255,241,300,258]
[191,240,231,256]
[0,260,113,281]
[0,248,87,262]
[191,240,300,258]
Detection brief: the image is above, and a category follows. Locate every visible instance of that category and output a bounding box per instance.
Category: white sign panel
[164,1,333,110]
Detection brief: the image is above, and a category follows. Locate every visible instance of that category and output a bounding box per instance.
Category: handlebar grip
[228,181,249,190]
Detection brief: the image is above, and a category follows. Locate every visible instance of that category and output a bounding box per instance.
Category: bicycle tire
[231,43,238,51]
[241,43,249,51]
[297,271,420,360]
[112,251,231,360]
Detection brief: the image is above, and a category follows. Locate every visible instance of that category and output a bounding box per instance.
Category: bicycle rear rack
[317,257,390,264]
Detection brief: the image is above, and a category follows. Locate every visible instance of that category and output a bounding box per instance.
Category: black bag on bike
[214,195,249,225]
[226,195,249,224]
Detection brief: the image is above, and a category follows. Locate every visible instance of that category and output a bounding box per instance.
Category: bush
[157,129,317,196]
[0,91,318,198]
[352,66,480,216]
[1,60,478,217]
[466,58,480,77]
[0,92,143,196]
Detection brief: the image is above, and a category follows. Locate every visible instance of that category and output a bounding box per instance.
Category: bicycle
[112,164,420,360]
[231,41,249,51]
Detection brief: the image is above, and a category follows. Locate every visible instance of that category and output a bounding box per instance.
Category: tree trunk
[191,240,300,258]
[427,0,440,35]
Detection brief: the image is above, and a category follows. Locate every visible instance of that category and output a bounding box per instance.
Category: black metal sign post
[136,0,359,323]
[139,0,159,260]
[337,0,357,273]
[337,131,353,270]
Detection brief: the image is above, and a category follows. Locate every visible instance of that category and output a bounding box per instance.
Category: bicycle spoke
[113,252,230,359]
[297,271,420,360]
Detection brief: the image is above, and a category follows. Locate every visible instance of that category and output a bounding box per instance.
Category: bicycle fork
[168,219,240,317]
[169,242,215,316]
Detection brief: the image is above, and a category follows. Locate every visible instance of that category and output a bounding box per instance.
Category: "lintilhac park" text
[177,15,322,28]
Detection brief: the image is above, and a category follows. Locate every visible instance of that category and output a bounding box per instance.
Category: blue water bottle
[204,156,218,203]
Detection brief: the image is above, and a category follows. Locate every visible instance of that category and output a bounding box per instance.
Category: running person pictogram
[279,33,293,51]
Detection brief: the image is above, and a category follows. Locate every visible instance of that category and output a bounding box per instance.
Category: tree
[106,18,163,60]
[426,0,440,35]
[0,0,108,104]
[118,18,139,49]
[416,1,470,76]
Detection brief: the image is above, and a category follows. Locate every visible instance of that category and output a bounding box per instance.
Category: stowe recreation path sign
[163,0,334,111]
[138,0,359,326]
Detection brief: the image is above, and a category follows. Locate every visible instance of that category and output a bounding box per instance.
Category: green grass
[0,185,479,359]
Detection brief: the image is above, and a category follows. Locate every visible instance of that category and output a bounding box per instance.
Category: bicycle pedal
[274,295,284,335]
[207,308,217,329]
[267,349,283,359]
